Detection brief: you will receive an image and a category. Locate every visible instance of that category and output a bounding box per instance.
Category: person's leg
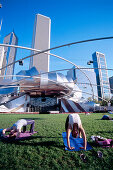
[23,126,26,132]
[109,116,113,120]
[26,120,35,133]
[30,121,35,133]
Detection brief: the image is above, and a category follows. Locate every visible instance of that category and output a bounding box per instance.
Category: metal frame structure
[0,36,113,112]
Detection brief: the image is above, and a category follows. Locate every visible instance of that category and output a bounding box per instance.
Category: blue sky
[0,0,113,77]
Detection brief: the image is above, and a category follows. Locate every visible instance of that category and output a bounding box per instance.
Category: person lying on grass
[2,119,35,139]
[65,113,87,150]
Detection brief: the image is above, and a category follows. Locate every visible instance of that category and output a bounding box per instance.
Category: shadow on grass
[88,141,98,147]
[94,130,113,133]
[17,141,64,149]
[0,135,63,148]
[95,119,113,121]
[19,118,46,120]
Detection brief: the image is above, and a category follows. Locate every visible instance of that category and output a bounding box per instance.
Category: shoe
[80,153,87,163]
[97,151,103,158]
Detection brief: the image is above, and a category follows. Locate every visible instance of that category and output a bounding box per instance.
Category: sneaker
[97,151,103,158]
[80,153,87,163]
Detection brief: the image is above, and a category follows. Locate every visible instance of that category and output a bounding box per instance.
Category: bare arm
[2,127,12,137]
[16,129,21,138]
[66,125,74,150]
[79,127,87,150]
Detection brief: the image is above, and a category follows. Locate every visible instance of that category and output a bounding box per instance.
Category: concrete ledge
[49,111,59,114]
[0,112,84,114]
[0,112,39,114]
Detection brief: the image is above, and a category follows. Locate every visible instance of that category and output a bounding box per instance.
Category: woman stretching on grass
[2,119,35,139]
[65,113,87,150]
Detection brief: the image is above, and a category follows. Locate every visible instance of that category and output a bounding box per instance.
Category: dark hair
[74,123,78,129]
[65,115,69,131]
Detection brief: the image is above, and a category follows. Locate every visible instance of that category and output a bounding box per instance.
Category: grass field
[0,113,113,170]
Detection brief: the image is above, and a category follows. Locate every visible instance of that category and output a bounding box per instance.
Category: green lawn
[0,113,113,170]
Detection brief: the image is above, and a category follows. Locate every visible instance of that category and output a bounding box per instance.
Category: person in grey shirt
[2,119,35,139]
[65,114,87,150]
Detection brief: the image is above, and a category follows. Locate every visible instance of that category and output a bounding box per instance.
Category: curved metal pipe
[1,36,113,99]
[0,45,94,98]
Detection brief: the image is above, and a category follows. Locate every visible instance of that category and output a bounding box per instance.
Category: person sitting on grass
[101,115,113,120]
[65,113,87,150]
[2,119,35,139]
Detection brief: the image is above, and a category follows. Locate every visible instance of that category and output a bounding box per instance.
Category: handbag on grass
[91,135,113,148]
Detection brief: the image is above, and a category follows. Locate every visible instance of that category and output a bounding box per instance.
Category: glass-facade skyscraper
[109,76,113,94]
[0,46,4,76]
[92,52,111,101]
[1,31,18,79]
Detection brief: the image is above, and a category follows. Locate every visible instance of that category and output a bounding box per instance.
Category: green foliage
[0,113,113,169]
[110,99,113,106]
[87,97,98,104]
[87,97,93,102]
[99,97,110,106]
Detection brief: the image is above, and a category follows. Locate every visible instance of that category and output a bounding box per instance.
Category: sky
[0,0,113,77]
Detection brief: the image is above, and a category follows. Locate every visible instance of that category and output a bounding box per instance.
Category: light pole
[87,60,95,101]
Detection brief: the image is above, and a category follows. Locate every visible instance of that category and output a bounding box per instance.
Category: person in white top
[65,113,87,150]
[2,119,35,139]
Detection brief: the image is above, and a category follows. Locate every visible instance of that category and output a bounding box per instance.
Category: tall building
[0,46,4,75]
[30,14,51,73]
[92,52,111,101]
[109,76,113,94]
[1,31,18,79]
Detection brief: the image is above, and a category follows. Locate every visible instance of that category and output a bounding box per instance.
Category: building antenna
[0,0,2,8]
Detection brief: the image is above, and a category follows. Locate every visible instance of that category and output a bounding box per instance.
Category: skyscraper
[92,52,111,101]
[0,46,4,76]
[1,31,18,79]
[109,76,113,95]
[30,14,51,73]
